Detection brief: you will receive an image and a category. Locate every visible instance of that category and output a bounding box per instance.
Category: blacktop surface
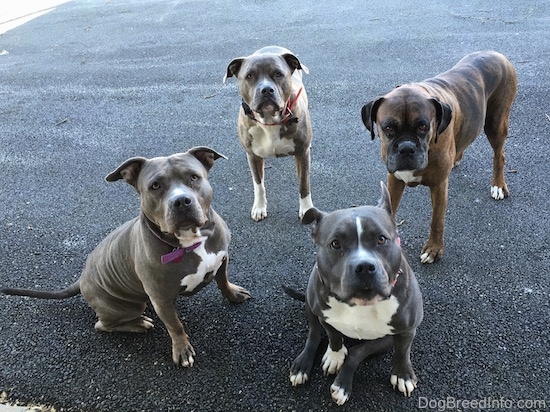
[1,1,549,411]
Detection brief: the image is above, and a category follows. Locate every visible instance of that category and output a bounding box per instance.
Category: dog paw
[223,283,252,303]
[251,205,267,221]
[290,370,308,386]
[321,345,348,375]
[390,374,417,397]
[172,342,196,367]
[491,185,508,200]
[330,383,350,406]
[420,242,443,264]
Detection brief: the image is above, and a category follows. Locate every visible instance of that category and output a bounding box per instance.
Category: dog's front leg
[421,179,449,263]
[214,256,251,303]
[390,331,418,396]
[295,148,313,219]
[150,298,195,367]
[290,303,322,386]
[330,336,394,406]
[387,173,406,218]
[246,152,267,221]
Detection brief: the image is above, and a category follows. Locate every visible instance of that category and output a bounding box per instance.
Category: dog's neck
[241,87,302,126]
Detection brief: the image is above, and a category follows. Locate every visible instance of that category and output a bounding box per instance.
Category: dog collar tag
[161,242,202,265]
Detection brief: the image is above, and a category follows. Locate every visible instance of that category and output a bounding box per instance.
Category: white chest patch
[322,295,399,340]
[249,125,295,158]
[180,243,226,292]
[393,170,422,184]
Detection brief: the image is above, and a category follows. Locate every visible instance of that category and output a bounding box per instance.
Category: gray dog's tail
[282,285,306,302]
[1,281,81,300]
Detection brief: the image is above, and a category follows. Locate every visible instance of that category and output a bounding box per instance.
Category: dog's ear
[377,181,393,216]
[302,207,325,240]
[105,157,147,188]
[301,207,324,225]
[430,98,452,143]
[188,146,228,172]
[223,57,245,83]
[361,97,385,140]
[282,53,309,74]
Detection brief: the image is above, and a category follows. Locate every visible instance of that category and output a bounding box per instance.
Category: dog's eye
[384,126,394,135]
[245,73,254,80]
[330,240,341,250]
[151,182,161,190]
[274,71,283,78]
[417,123,428,133]
[378,235,388,245]
[190,174,200,181]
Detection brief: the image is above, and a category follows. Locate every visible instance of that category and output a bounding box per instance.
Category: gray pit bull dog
[1,147,251,367]
[224,46,313,221]
[285,183,423,405]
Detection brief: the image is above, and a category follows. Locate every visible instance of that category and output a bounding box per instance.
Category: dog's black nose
[173,195,193,209]
[261,86,275,95]
[397,141,416,156]
[355,262,377,275]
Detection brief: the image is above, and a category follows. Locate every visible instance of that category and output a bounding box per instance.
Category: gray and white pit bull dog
[1,147,251,367]
[224,46,313,221]
[285,183,423,406]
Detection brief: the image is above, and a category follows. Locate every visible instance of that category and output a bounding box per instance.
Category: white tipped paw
[251,205,267,221]
[420,252,435,264]
[390,374,417,396]
[290,371,308,386]
[321,345,348,375]
[330,383,350,406]
[491,185,505,200]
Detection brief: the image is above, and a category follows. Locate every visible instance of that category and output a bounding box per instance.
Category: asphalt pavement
[1,1,549,411]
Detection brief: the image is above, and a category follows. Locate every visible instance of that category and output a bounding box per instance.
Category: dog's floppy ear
[430,98,452,143]
[223,57,245,83]
[302,207,325,240]
[188,146,227,172]
[361,97,385,140]
[282,53,309,74]
[377,181,393,216]
[105,157,147,188]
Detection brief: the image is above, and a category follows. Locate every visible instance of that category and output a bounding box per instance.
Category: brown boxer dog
[361,51,517,263]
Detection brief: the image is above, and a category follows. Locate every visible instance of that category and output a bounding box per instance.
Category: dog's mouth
[350,289,390,306]
[255,101,281,116]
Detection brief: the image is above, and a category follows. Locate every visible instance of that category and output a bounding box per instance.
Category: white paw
[299,194,314,219]
[420,252,435,264]
[491,185,505,200]
[290,371,308,386]
[251,204,267,221]
[321,345,348,375]
[390,374,417,397]
[330,383,349,406]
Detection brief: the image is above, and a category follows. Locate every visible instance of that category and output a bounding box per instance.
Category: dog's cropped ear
[282,53,309,74]
[188,146,227,172]
[223,57,245,83]
[361,97,385,140]
[377,181,393,216]
[105,157,147,188]
[430,98,452,143]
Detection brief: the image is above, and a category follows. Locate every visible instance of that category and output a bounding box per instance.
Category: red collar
[242,87,303,126]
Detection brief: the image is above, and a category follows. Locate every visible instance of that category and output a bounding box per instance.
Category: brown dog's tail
[282,285,306,302]
[1,281,80,300]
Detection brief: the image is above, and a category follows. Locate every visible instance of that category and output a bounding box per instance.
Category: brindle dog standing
[362,51,517,263]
